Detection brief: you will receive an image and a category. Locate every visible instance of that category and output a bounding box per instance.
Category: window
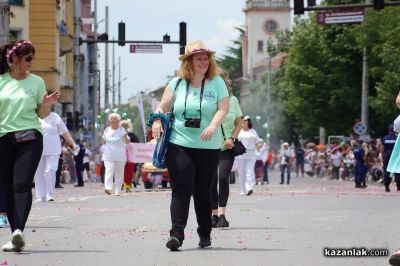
[9,0,24,6]
[9,30,21,42]
[257,40,264,52]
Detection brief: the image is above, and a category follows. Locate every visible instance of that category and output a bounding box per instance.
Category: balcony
[60,34,73,56]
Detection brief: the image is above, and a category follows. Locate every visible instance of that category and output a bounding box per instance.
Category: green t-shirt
[0,72,46,137]
[221,96,243,150]
[168,76,229,149]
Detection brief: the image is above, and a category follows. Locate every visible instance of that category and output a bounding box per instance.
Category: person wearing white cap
[150,40,229,251]
[236,116,262,196]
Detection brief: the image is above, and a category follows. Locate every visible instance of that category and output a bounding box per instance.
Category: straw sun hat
[178,40,215,61]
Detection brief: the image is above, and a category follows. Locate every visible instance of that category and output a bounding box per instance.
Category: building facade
[242,0,291,81]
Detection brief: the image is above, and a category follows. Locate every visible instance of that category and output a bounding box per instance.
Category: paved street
[0,171,398,266]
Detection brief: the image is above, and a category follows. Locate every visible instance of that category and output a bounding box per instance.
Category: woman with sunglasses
[0,40,58,252]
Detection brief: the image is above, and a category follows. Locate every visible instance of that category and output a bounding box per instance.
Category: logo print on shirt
[24,87,35,96]
[204,91,216,101]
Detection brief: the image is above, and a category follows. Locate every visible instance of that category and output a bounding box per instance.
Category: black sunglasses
[23,55,35,62]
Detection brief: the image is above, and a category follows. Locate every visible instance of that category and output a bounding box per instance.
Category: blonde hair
[178,53,218,81]
[218,68,233,96]
[108,113,121,121]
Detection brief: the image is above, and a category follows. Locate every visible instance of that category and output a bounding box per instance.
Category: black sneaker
[166,236,182,251]
[211,215,219,228]
[198,235,211,248]
[247,189,253,196]
[218,215,229,228]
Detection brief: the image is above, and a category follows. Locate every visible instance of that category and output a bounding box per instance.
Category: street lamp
[117,76,127,107]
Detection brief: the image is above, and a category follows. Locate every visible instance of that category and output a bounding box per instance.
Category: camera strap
[183,78,205,119]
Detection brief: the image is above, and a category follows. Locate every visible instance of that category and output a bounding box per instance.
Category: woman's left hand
[200,125,217,141]
[224,138,234,149]
[42,92,59,108]
[120,120,128,128]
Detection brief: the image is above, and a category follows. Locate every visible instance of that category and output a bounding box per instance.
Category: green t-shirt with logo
[168,76,229,149]
[0,72,46,137]
[221,96,243,150]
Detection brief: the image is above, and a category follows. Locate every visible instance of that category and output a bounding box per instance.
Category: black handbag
[221,126,246,157]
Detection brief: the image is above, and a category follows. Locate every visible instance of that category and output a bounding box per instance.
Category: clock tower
[242,0,291,81]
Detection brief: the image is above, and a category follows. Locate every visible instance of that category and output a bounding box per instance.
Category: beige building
[9,0,74,115]
[242,0,291,81]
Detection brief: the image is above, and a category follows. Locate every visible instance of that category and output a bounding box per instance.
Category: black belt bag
[13,129,38,143]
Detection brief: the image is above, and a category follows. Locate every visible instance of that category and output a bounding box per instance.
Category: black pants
[75,162,84,186]
[55,156,63,186]
[0,131,43,232]
[212,150,235,210]
[166,143,220,241]
[0,181,5,213]
[384,153,400,189]
[281,164,290,184]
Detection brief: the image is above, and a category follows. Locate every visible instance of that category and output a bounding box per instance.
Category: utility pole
[0,0,10,45]
[361,0,370,133]
[93,0,99,146]
[104,6,109,109]
[112,37,115,107]
[118,56,121,107]
[73,0,81,136]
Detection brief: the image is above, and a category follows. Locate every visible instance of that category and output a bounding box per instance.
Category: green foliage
[118,100,152,142]
[281,7,400,140]
[216,26,245,97]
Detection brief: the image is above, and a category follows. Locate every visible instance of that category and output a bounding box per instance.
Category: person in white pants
[35,111,78,202]
[236,116,262,196]
[101,113,130,196]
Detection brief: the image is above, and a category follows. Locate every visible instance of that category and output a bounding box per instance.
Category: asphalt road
[0,171,398,266]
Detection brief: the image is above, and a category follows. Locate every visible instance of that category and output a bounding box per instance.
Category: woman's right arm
[396,92,400,109]
[152,85,174,139]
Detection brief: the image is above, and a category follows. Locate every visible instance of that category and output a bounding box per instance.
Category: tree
[216,26,245,97]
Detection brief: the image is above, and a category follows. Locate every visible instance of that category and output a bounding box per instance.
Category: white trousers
[35,154,60,200]
[104,160,126,194]
[237,158,256,195]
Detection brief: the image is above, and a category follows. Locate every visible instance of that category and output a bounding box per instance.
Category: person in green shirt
[211,69,243,228]
[151,40,229,251]
[0,40,58,252]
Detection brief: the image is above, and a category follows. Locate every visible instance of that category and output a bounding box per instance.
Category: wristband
[228,137,236,142]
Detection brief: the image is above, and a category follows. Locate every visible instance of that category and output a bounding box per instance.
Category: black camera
[184,118,201,128]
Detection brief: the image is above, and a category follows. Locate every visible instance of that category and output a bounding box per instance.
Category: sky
[95,0,246,106]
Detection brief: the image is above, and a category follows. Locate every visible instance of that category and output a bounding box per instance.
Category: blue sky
[95,0,245,105]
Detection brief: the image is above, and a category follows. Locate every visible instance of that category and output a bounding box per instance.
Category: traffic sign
[317,10,364,25]
[353,121,367,135]
[130,44,162,53]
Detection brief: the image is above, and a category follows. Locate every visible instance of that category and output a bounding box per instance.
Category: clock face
[264,20,278,33]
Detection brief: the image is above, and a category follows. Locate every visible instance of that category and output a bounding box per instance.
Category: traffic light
[163,34,170,43]
[179,22,187,55]
[118,21,125,46]
[373,0,384,10]
[294,0,305,15]
[74,111,82,130]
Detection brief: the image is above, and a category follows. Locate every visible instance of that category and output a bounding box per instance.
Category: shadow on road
[24,249,105,254]
[184,247,286,252]
[221,227,285,230]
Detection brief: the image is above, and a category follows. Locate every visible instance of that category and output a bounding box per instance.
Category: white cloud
[207,18,243,56]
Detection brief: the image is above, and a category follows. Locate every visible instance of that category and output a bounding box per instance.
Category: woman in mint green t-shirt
[151,40,229,251]
[211,69,243,228]
[0,40,58,253]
